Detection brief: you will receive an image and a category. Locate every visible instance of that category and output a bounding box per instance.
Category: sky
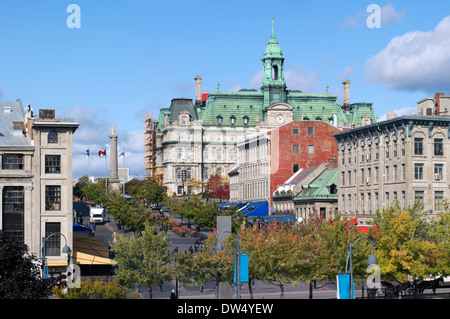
[1,0,450,180]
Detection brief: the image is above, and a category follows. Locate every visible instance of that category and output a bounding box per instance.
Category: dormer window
[230,116,236,125]
[217,116,223,125]
[179,111,190,126]
[243,116,249,125]
[48,131,58,144]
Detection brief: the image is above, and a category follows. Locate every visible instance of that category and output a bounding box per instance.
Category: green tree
[240,223,302,298]
[173,233,234,298]
[73,175,90,199]
[81,178,117,206]
[316,212,369,281]
[0,231,59,299]
[372,206,440,283]
[52,279,137,299]
[124,178,144,197]
[137,178,165,205]
[428,202,450,276]
[109,194,154,235]
[111,224,172,299]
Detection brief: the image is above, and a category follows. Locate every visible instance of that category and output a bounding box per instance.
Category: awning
[73,232,116,266]
[74,251,116,266]
[219,202,246,209]
[238,202,269,217]
[73,223,92,234]
[248,214,296,225]
[46,259,69,267]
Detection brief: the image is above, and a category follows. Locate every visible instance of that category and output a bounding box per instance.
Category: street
[76,203,450,300]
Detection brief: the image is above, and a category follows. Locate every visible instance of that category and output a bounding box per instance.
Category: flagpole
[88,148,90,182]
[105,149,108,196]
[123,148,126,195]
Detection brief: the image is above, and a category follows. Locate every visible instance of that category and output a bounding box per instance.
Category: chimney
[342,80,351,108]
[195,75,202,107]
[435,93,444,115]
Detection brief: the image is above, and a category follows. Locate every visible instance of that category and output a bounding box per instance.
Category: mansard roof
[169,98,198,123]
[0,99,33,148]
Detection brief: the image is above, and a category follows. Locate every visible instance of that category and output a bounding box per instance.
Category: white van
[90,207,104,224]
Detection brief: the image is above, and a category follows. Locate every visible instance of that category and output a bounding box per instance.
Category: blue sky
[1,1,450,179]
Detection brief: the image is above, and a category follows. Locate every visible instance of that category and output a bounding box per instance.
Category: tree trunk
[280,284,284,299]
[215,279,219,299]
[248,281,253,299]
[309,281,313,299]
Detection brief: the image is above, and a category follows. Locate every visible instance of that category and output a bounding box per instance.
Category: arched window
[243,116,249,125]
[272,65,279,80]
[216,116,223,125]
[48,131,58,144]
[230,116,236,125]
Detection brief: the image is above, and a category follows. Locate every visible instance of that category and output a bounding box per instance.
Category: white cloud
[250,63,322,93]
[338,66,355,82]
[342,3,405,28]
[380,3,405,25]
[378,106,416,121]
[67,105,144,180]
[364,16,450,93]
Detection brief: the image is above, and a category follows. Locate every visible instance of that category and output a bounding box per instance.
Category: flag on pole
[98,149,106,157]
[119,151,125,157]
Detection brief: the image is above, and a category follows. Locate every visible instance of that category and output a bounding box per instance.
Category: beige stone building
[0,100,78,276]
[334,95,450,224]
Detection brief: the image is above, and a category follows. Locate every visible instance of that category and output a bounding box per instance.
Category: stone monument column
[109,125,120,190]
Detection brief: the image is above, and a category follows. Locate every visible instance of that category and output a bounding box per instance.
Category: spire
[263,16,283,59]
[269,16,277,44]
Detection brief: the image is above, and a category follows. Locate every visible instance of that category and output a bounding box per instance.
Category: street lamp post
[42,232,71,279]
[345,237,378,299]
[216,230,241,299]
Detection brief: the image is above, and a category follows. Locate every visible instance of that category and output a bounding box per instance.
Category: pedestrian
[170,289,177,299]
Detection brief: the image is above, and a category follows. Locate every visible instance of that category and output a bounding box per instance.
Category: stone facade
[334,104,450,224]
[0,100,78,275]
[150,18,377,196]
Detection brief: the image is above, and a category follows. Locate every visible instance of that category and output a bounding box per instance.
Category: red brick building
[267,121,341,202]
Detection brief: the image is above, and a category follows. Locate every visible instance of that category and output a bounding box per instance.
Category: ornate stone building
[0,100,78,276]
[334,94,450,224]
[149,18,377,196]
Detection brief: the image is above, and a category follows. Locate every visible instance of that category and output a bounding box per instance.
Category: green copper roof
[156,108,170,130]
[349,102,378,125]
[263,17,284,60]
[154,17,377,131]
[294,168,338,201]
[199,90,264,126]
[287,92,348,123]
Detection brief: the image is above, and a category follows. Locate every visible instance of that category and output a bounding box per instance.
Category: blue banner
[337,273,355,299]
[234,254,249,283]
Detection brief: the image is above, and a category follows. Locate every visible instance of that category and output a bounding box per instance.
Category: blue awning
[248,214,296,225]
[219,202,246,209]
[238,201,269,217]
[73,223,92,234]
